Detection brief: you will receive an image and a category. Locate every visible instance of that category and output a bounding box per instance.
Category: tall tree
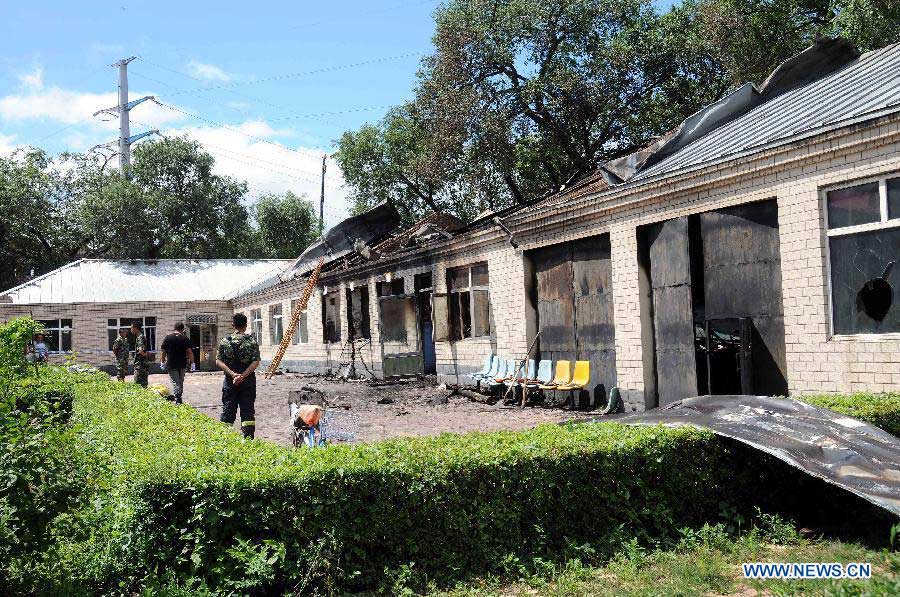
[252,191,320,259]
[336,0,900,224]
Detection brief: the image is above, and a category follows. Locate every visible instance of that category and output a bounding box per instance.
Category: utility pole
[92,56,158,176]
[117,57,134,169]
[319,153,327,238]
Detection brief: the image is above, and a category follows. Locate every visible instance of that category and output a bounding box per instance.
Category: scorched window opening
[824,173,900,336]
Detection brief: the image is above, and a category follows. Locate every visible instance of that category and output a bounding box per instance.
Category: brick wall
[0,300,234,371]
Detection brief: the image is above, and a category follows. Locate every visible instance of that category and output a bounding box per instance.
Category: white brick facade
[4,115,898,404]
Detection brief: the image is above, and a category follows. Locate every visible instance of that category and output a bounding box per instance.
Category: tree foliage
[335,0,900,224]
[0,138,320,291]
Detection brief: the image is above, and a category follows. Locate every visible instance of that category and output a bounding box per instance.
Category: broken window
[377,277,405,297]
[346,285,371,340]
[321,291,342,343]
[250,309,263,345]
[826,176,900,335]
[380,296,419,350]
[446,263,491,340]
[269,303,284,345]
[289,299,308,344]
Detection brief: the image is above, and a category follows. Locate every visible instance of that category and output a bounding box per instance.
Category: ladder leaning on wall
[265,257,325,379]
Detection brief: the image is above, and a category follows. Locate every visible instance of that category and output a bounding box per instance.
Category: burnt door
[532,235,617,407]
[646,217,698,405]
[533,242,578,370]
[700,200,787,396]
[572,236,617,406]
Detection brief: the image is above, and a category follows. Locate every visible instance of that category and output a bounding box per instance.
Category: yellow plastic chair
[538,360,571,390]
[558,361,589,391]
[558,361,590,405]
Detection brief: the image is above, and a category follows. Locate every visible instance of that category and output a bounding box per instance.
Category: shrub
[802,393,900,437]
[0,322,88,594]
[61,372,739,593]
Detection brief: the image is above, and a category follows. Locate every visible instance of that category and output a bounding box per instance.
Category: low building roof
[0,259,293,305]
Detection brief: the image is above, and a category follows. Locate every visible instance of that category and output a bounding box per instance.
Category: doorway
[188,323,218,371]
[638,199,788,407]
[415,272,436,375]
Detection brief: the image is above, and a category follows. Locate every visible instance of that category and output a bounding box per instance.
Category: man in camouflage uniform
[130,322,150,388]
[215,313,261,439]
[111,327,130,381]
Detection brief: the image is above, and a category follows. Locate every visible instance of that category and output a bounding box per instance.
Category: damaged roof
[630,40,900,182]
[0,259,293,304]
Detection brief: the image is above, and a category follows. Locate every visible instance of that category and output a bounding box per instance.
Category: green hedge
[802,393,900,437]
[59,372,742,593]
[19,367,900,593]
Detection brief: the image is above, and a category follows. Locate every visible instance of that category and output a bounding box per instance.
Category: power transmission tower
[92,56,159,174]
[319,153,327,238]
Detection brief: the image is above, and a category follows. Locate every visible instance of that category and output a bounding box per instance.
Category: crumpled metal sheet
[289,202,401,276]
[616,395,900,516]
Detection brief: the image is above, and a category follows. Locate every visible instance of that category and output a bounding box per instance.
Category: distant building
[0,259,291,372]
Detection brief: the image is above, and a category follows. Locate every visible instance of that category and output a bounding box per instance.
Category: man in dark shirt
[160,321,194,404]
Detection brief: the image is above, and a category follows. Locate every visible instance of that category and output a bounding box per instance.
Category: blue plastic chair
[470,354,496,383]
[524,360,553,403]
[487,359,512,388]
[505,359,536,387]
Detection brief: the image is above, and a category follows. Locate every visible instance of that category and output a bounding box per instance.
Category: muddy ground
[140,372,600,445]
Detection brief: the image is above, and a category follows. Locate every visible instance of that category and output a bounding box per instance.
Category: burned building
[236,40,900,409]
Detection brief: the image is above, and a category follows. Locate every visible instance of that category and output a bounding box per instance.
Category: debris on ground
[142,372,597,445]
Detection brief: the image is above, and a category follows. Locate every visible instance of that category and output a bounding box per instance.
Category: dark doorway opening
[638,199,788,407]
[415,272,436,375]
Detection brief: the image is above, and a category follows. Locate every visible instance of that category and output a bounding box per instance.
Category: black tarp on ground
[616,395,900,516]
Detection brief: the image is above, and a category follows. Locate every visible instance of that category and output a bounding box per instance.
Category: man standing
[111,327,130,381]
[160,321,194,404]
[131,322,150,388]
[215,313,261,439]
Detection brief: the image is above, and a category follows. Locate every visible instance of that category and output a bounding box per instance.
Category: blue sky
[0,0,678,225]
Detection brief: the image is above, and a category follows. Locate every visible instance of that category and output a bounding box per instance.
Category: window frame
[446,263,491,340]
[289,299,309,344]
[250,308,263,345]
[37,318,73,353]
[823,173,900,338]
[269,303,284,345]
[106,316,157,351]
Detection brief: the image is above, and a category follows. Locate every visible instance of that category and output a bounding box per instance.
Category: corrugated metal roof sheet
[0,259,293,304]
[635,42,900,181]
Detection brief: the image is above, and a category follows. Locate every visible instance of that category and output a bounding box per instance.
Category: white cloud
[0,87,184,131]
[163,122,351,227]
[18,66,43,90]
[186,60,233,82]
[0,134,21,156]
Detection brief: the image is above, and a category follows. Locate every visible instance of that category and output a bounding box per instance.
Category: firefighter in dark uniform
[215,313,261,439]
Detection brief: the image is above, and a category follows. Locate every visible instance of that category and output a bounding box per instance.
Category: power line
[151,99,309,157]
[150,51,426,98]
[131,69,394,124]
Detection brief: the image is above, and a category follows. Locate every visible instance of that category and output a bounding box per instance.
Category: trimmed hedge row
[64,372,739,592]
[47,371,900,593]
[802,393,900,438]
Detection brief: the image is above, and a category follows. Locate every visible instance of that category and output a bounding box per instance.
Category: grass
[431,518,900,597]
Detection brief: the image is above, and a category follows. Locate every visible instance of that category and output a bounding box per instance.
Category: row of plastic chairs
[469,355,590,399]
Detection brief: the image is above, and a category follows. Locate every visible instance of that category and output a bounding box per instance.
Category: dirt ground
[139,371,599,446]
